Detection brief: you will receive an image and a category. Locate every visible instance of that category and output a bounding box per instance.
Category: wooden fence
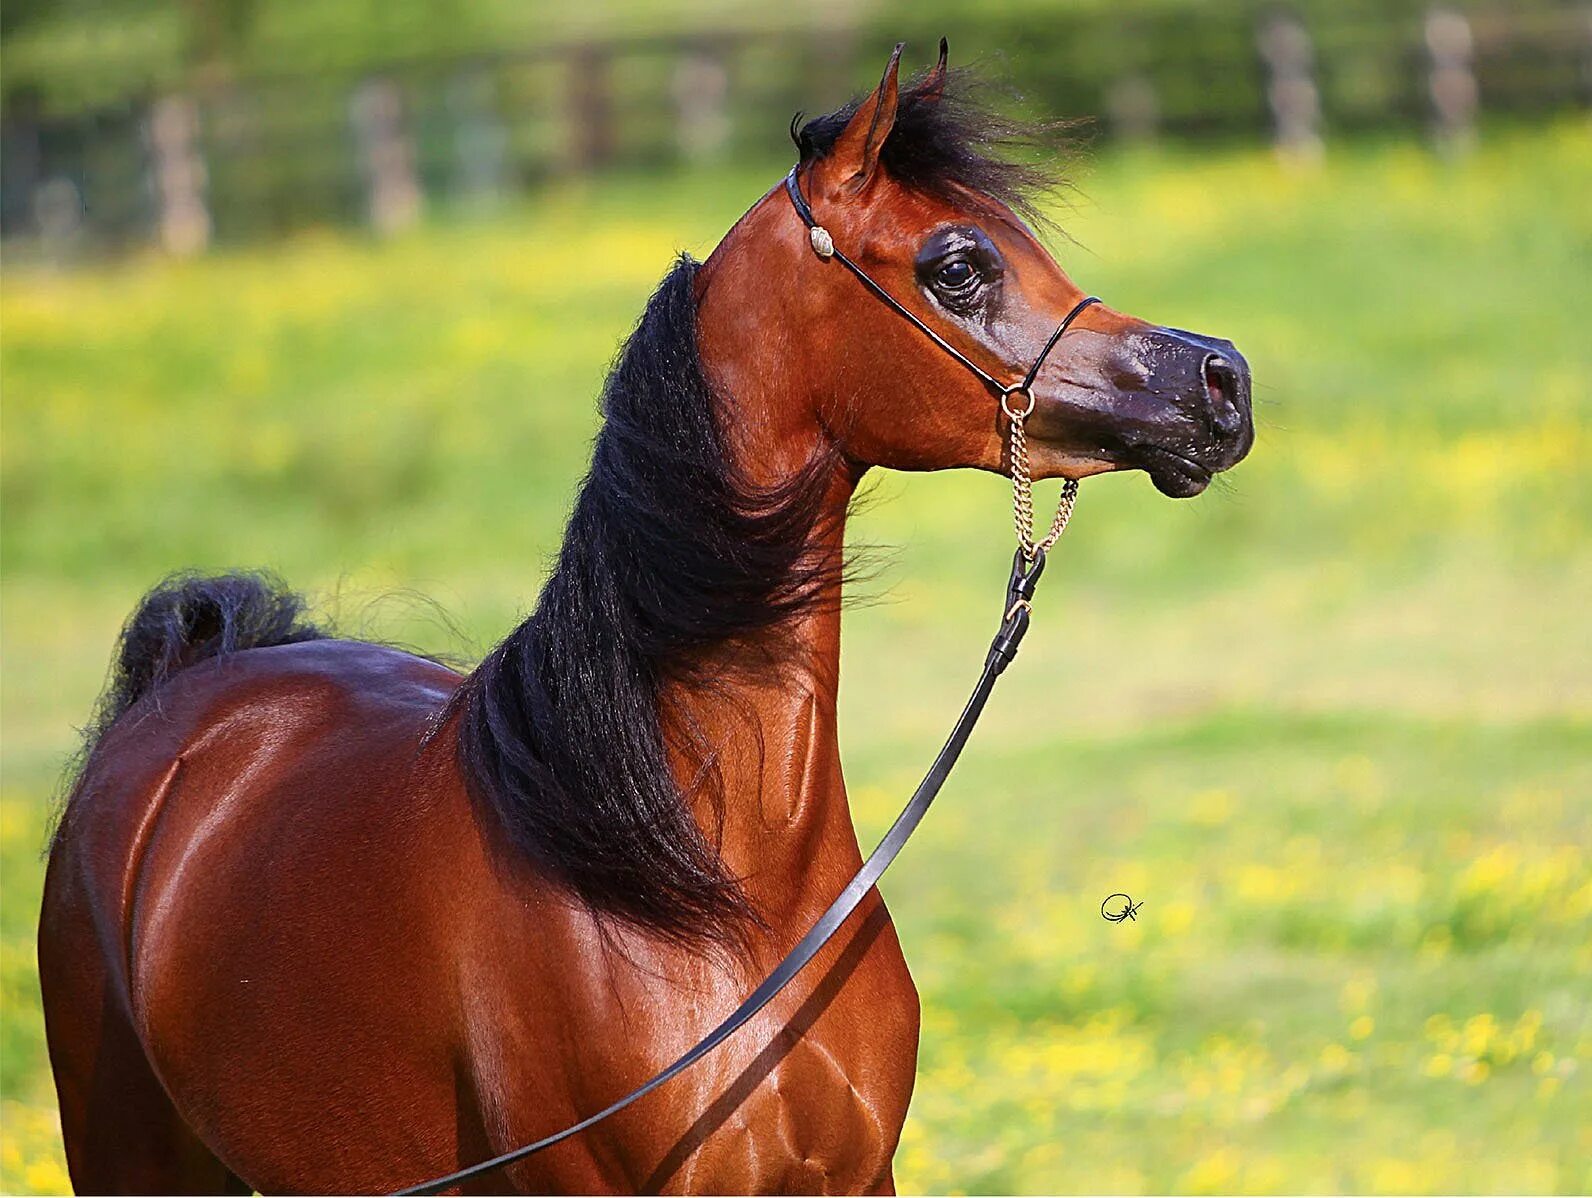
[2,3,1587,259]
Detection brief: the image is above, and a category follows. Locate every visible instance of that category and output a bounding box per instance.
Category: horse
[39,42,1252,1195]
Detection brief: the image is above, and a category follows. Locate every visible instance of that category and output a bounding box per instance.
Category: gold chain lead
[1005,403,1079,560]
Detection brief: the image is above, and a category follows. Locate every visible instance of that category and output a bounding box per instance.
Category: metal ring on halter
[1000,385,1035,421]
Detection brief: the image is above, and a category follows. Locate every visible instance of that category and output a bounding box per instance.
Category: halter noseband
[784,166,1099,558]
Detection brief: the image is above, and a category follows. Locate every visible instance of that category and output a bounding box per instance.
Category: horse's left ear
[817,42,904,195]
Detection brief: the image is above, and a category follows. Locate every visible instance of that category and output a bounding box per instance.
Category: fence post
[1426,8,1477,154]
[1107,74,1160,142]
[351,78,422,235]
[1583,5,1592,106]
[33,177,84,264]
[148,94,211,255]
[672,47,730,163]
[1257,10,1323,162]
[567,45,614,173]
[447,69,510,209]
[0,90,44,238]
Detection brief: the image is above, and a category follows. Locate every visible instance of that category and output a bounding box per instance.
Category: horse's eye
[936,260,977,291]
[917,227,1002,311]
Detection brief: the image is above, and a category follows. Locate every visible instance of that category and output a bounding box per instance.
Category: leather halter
[397,168,1099,1196]
[783,167,1101,414]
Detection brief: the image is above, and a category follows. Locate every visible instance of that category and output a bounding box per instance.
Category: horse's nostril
[1202,354,1245,439]
[1202,354,1233,402]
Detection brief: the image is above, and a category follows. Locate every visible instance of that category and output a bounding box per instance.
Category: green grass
[3,122,1590,1193]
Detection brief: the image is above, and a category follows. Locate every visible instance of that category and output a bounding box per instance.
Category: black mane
[793,63,1066,225]
[451,258,841,947]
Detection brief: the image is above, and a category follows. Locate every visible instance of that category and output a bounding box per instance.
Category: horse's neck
[677,219,867,926]
[667,509,854,928]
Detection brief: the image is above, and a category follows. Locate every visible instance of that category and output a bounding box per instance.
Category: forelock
[793,65,1073,225]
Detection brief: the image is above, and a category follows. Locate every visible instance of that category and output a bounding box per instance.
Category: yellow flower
[1340,975,1377,1013]
[1424,1052,1453,1077]
[1419,925,1453,959]
[1319,1043,1352,1072]
[1181,1147,1239,1194]
[1349,1015,1375,1040]
[1370,1158,1423,1191]
[1187,788,1234,826]
[24,1158,70,1194]
[1158,899,1196,937]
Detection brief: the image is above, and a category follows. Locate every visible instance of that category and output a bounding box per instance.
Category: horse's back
[41,639,488,1191]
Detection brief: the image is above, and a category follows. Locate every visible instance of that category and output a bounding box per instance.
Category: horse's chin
[1138,446,1213,498]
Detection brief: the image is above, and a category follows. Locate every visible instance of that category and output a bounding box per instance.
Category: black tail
[74,571,324,766]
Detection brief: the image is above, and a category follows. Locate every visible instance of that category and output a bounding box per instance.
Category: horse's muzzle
[1126,326,1254,497]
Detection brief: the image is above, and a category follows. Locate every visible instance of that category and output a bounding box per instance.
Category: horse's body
[43,630,912,1193]
[41,45,1251,1194]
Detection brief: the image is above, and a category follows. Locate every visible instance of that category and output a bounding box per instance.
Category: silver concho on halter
[809,226,835,259]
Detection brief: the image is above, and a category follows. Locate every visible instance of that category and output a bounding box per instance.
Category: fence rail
[2,3,1587,260]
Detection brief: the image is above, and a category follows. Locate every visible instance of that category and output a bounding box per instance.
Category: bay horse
[40,43,1252,1195]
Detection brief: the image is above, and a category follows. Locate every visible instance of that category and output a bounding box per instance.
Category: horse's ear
[818,42,904,195]
[921,37,949,103]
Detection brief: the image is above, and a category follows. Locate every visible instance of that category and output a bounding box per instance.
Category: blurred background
[2,0,1589,1193]
[3,0,1591,255]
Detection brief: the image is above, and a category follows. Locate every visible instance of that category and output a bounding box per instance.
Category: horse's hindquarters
[40,815,253,1195]
[42,640,477,1193]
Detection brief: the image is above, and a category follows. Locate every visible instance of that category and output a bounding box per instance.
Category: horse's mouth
[1128,418,1254,498]
[1137,445,1214,498]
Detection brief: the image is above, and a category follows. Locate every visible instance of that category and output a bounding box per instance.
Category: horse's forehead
[859,177,1037,248]
[842,178,1050,276]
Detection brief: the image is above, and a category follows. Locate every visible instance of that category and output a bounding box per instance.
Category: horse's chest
[655,907,921,1193]
[482,885,919,1192]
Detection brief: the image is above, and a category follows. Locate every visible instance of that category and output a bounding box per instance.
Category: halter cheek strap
[784,167,1099,558]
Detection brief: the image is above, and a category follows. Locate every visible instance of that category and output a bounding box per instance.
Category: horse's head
[698,42,1252,498]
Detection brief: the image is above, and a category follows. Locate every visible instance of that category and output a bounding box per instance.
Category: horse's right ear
[921,38,950,103]
[812,43,904,197]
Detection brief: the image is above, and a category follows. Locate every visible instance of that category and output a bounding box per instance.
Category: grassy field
[3,122,1590,1193]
